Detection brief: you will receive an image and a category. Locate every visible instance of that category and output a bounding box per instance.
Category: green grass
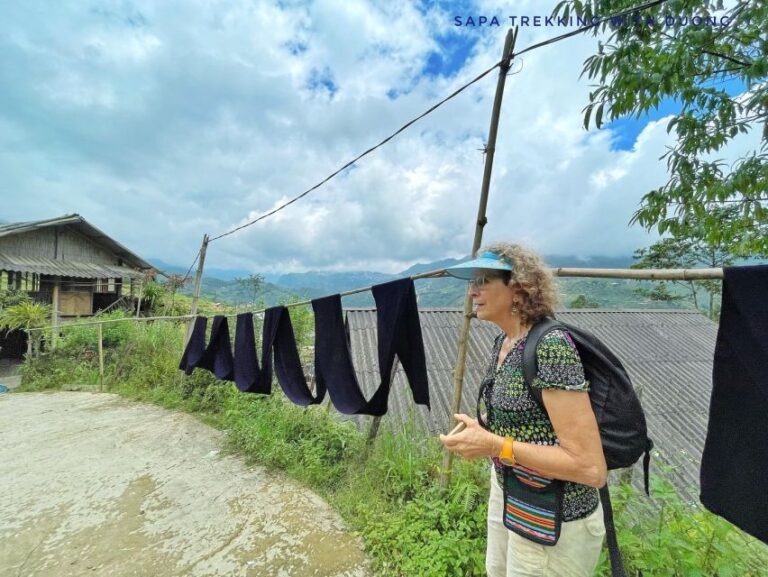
[16,319,768,576]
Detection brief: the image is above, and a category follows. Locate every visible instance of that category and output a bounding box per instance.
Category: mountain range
[146,254,696,310]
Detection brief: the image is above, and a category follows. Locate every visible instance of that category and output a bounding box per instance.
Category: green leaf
[595,102,605,128]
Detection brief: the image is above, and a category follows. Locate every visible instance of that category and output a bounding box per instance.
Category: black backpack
[522,317,653,577]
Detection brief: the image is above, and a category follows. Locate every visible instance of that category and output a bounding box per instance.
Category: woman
[440,243,607,577]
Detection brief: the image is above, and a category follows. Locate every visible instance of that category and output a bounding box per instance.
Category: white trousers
[486,469,605,577]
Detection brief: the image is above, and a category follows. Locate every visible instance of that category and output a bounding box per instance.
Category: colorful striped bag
[503,464,564,546]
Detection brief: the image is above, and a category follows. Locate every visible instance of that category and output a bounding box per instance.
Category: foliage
[0,289,31,310]
[140,281,167,314]
[0,300,51,331]
[633,279,687,304]
[631,205,765,318]
[0,300,51,356]
[225,394,363,489]
[281,300,315,356]
[569,293,600,308]
[555,0,768,253]
[161,274,191,315]
[595,475,768,576]
[234,273,265,306]
[19,352,99,390]
[58,311,138,352]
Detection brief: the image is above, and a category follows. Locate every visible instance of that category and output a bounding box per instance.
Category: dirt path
[0,392,372,577]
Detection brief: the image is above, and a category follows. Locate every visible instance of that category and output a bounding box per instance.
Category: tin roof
[0,252,145,279]
[0,214,153,271]
[345,308,718,495]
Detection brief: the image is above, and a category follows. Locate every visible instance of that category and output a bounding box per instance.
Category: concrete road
[0,392,372,577]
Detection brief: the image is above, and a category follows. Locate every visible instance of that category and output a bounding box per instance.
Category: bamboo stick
[135,278,144,318]
[51,279,60,351]
[25,265,725,335]
[185,234,209,345]
[441,27,518,488]
[27,314,195,333]
[98,323,104,392]
[552,267,723,280]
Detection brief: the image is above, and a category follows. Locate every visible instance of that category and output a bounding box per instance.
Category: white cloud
[0,0,754,275]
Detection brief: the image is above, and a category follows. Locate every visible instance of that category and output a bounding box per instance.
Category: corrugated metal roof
[0,252,145,279]
[0,214,153,271]
[345,308,718,494]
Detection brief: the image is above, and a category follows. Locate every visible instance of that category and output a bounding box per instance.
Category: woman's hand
[439,414,501,460]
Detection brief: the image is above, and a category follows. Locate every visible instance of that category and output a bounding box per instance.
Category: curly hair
[478,242,559,324]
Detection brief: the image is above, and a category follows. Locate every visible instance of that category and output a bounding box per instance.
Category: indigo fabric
[234,313,267,393]
[700,265,768,544]
[199,315,234,381]
[372,278,430,411]
[311,278,430,416]
[179,316,207,375]
[312,295,369,414]
[262,306,324,405]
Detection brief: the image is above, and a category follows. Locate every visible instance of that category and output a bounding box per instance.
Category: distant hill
[148,258,251,281]
[540,254,636,268]
[275,271,396,294]
[399,257,465,277]
[161,253,713,313]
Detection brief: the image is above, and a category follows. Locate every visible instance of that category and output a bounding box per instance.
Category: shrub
[596,475,768,577]
[59,311,137,352]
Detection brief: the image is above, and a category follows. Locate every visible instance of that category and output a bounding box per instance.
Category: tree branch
[700,49,751,68]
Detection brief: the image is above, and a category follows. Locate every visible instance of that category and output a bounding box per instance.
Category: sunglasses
[468,272,509,288]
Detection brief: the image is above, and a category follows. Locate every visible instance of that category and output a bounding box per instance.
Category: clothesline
[26,265,723,333]
[179,278,430,417]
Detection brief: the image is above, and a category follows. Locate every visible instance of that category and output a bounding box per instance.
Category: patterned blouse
[484,328,599,521]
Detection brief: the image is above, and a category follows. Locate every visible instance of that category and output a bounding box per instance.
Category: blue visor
[445,251,513,280]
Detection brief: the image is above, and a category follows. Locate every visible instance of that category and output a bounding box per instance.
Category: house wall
[0,226,119,265]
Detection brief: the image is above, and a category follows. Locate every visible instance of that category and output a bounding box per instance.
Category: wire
[208,62,503,242]
[514,0,670,57]
[181,248,202,281]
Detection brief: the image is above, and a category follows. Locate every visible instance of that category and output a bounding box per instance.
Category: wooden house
[0,214,153,356]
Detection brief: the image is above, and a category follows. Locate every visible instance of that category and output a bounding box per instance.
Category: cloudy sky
[0,0,747,274]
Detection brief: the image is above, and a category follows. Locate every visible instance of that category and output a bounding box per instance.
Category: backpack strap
[600,485,628,577]
[521,317,562,409]
[643,437,653,496]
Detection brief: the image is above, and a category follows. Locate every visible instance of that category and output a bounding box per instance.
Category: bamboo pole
[25,266,724,336]
[98,323,104,392]
[27,314,195,334]
[135,278,144,318]
[440,27,518,488]
[51,279,60,351]
[186,234,209,345]
[552,267,723,280]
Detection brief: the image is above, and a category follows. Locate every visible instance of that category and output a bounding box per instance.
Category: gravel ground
[0,392,372,577]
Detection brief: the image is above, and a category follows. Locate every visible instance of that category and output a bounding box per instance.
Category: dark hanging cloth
[261,306,325,405]
[700,265,768,545]
[312,277,430,416]
[372,278,430,410]
[179,316,207,375]
[198,315,234,381]
[312,295,370,414]
[233,313,266,393]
